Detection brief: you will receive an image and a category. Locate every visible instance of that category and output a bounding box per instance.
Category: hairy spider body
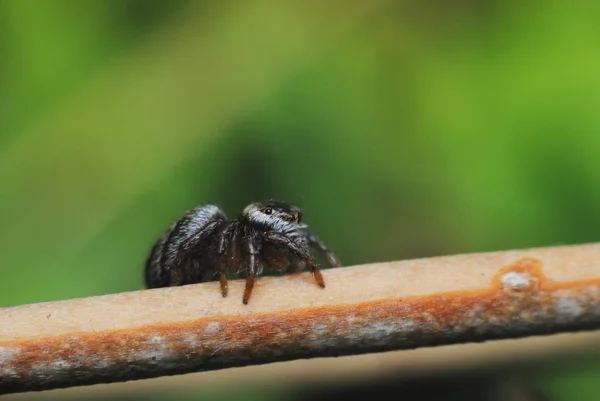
[145,200,341,304]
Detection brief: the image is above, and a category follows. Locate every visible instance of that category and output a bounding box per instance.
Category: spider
[145,200,341,304]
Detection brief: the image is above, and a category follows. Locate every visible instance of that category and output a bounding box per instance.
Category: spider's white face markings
[242,203,306,235]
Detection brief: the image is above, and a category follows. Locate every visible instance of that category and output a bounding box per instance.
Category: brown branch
[2,243,600,394]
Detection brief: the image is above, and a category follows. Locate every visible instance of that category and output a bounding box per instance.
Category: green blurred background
[1,1,600,400]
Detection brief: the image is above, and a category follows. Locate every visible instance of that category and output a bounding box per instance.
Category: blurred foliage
[1,0,600,399]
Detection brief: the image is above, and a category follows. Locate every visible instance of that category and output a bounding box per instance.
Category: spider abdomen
[145,204,227,288]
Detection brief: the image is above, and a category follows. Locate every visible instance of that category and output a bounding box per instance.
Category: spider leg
[241,235,261,304]
[305,230,341,267]
[261,241,291,272]
[308,257,325,288]
[215,224,234,297]
[219,272,228,297]
[263,231,325,288]
[227,223,242,273]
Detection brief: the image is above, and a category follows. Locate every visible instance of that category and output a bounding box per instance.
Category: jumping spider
[145,200,341,304]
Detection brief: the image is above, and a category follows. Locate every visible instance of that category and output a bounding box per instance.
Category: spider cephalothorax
[145,200,340,304]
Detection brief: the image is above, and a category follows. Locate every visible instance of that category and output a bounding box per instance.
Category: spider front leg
[263,231,326,288]
[305,230,341,267]
[241,236,261,304]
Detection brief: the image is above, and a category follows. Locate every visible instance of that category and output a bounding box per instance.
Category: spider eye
[264,208,272,215]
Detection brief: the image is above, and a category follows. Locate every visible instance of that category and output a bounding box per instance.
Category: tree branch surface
[2,243,600,394]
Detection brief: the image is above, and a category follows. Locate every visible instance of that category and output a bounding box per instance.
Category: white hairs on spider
[182,205,224,236]
[243,204,306,235]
